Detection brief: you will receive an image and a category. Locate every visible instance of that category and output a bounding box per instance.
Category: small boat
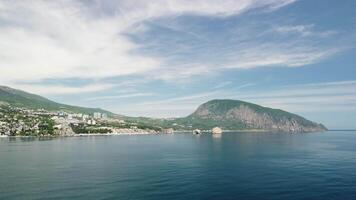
[193,129,201,134]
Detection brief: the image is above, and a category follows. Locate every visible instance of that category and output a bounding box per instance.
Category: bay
[1,131,356,200]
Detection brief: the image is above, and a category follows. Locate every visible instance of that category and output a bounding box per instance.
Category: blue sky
[0,0,355,129]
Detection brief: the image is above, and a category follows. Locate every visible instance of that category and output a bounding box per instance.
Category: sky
[0,0,355,129]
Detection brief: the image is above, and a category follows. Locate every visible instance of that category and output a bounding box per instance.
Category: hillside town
[0,106,160,137]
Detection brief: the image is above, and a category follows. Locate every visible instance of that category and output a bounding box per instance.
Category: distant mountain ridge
[177,99,327,132]
[0,86,113,115]
[0,86,327,133]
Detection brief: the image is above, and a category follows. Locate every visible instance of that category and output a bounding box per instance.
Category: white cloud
[0,0,297,85]
[0,0,348,97]
[0,1,160,83]
[116,0,297,20]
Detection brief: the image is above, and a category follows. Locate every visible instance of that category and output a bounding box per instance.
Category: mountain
[0,86,113,115]
[170,99,327,133]
[0,86,327,133]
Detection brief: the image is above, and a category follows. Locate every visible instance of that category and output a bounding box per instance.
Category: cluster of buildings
[51,111,109,126]
[0,106,173,136]
[93,112,108,119]
[0,107,51,136]
[0,118,39,136]
[0,105,113,136]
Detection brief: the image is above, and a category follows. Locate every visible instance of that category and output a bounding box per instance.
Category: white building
[93,112,102,119]
[73,113,83,118]
[87,119,96,125]
[82,114,89,120]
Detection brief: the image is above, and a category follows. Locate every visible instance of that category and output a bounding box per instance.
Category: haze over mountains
[0,86,326,133]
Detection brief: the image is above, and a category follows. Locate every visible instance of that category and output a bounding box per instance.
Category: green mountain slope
[167,99,327,132]
[0,86,114,115]
[0,86,327,133]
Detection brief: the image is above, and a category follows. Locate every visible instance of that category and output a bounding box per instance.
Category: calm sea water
[1,131,356,200]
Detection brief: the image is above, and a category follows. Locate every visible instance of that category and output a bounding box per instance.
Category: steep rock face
[189,99,327,133]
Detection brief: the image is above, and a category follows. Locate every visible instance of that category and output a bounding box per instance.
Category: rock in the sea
[212,127,222,134]
[193,129,201,134]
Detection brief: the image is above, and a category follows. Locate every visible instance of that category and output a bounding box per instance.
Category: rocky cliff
[185,99,327,133]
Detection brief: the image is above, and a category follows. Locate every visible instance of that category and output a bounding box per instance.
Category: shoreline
[0,129,330,138]
[74,132,155,136]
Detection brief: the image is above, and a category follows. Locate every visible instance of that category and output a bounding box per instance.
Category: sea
[1,131,356,200]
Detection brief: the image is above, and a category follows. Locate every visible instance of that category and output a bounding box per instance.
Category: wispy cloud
[116,80,356,117]
[212,81,232,90]
[7,83,115,96]
[233,80,356,113]
[133,17,345,82]
[275,25,314,36]
[85,92,155,101]
[138,91,222,106]
[217,27,342,69]
[274,24,337,37]
[118,82,256,117]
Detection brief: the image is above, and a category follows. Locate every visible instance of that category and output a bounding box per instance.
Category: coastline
[74,132,155,136]
[0,130,160,138]
[0,129,328,138]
